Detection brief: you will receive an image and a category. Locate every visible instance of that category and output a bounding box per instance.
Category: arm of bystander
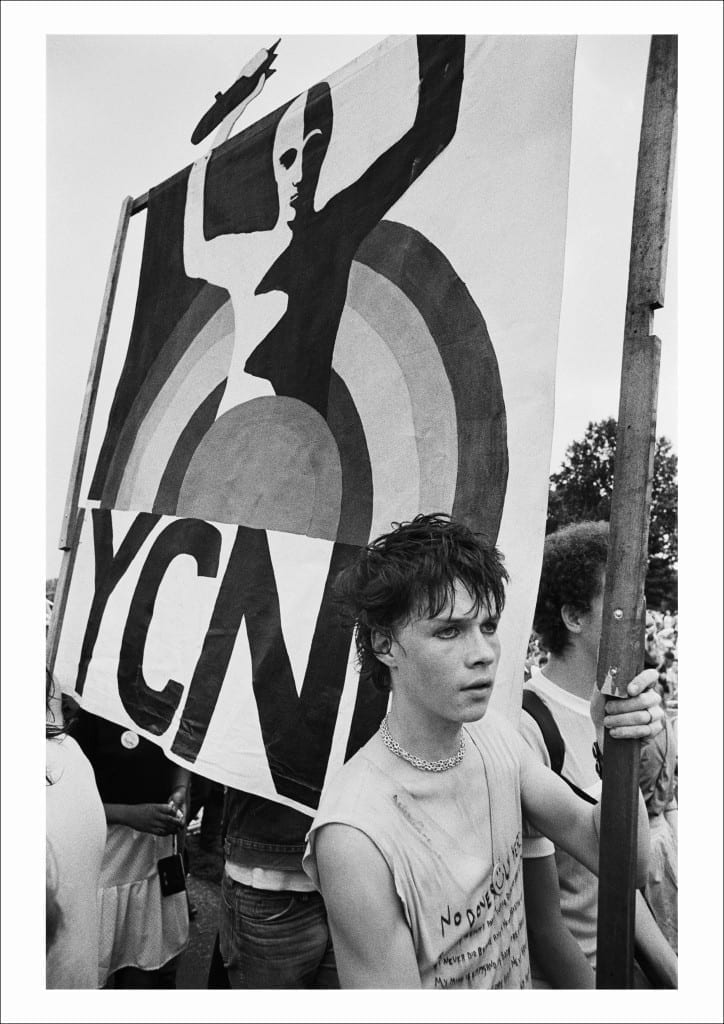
[520,667,663,885]
[634,889,678,987]
[523,853,596,988]
[167,767,191,825]
[103,801,183,836]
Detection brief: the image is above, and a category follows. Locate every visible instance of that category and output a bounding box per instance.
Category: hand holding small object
[125,802,183,836]
[167,785,188,825]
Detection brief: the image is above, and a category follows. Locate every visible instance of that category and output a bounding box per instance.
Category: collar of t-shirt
[530,667,592,717]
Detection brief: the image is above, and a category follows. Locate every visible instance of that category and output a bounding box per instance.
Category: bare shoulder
[313,822,420,987]
[314,822,400,927]
[315,822,390,883]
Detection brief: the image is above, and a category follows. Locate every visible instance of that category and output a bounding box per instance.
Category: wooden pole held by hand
[595,35,677,989]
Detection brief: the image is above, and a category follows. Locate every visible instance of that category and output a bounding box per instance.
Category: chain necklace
[379,715,466,772]
[381,716,507,894]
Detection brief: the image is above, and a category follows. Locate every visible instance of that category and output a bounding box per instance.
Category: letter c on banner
[118,518,222,735]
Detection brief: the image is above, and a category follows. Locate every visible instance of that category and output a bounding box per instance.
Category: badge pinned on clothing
[120,730,139,750]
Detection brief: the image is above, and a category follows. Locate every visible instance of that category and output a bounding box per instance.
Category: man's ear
[560,603,584,635]
[371,629,396,667]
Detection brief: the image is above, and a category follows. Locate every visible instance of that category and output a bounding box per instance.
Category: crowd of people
[46,515,678,990]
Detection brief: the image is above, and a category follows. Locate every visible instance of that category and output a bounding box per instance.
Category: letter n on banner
[54,35,577,813]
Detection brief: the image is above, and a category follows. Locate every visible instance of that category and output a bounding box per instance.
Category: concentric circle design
[94,220,507,546]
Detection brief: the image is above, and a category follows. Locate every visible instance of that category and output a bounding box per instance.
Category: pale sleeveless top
[304,710,530,989]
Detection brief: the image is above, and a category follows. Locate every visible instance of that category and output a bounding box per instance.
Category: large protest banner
[54,35,577,813]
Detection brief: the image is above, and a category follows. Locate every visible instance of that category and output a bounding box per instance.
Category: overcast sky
[2,4,723,1019]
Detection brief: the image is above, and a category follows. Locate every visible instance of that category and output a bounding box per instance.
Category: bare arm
[185,48,271,281]
[328,36,465,238]
[634,890,678,988]
[183,153,216,282]
[167,766,191,825]
[523,854,595,989]
[209,68,267,150]
[103,801,183,835]
[520,744,650,887]
[314,823,421,988]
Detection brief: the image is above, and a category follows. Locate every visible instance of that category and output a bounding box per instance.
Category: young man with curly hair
[303,514,663,989]
[521,521,677,987]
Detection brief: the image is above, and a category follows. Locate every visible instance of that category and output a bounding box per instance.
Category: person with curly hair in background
[520,521,677,988]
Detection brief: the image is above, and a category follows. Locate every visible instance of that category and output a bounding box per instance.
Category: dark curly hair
[533,521,609,656]
[335,513,509,693]
[47,668,79,786]
[46,668,79,745]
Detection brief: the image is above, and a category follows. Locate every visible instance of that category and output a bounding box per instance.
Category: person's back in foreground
[303,514,663,988]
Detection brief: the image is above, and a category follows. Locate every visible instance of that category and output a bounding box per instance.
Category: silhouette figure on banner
[178,37,466,541]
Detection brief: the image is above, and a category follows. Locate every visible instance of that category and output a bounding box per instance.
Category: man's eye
[279,148,297,170]
[481,621,499,635]
[436,627,459,639]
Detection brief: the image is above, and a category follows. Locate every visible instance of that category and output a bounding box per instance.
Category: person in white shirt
[520,521,677,988]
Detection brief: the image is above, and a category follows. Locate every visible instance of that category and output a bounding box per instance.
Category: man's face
[382,578,501,726]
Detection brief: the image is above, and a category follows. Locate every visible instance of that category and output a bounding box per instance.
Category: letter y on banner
[55,35,577,813]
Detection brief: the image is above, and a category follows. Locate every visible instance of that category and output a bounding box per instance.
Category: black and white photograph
[1,2,722,1022]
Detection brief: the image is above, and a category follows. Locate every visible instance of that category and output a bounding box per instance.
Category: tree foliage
[547,417,678,609]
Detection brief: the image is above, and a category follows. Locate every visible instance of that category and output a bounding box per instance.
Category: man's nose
[465,632,496,665]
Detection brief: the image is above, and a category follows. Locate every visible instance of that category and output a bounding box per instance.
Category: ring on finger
[647,708,653,725]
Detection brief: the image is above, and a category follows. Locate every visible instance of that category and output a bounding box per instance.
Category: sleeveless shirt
[304,709,530,989]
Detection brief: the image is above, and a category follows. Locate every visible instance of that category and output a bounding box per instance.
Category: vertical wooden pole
[58,195,133,549]
[47,196,133,675]
[595,35,677,988]
[46,509,84,678]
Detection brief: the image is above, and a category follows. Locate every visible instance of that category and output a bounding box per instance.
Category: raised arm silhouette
[184,36,465,421]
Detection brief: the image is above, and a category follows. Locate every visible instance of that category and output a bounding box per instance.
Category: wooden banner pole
[46,509,85,677]
[57,195,134,549]
[595,35,677,989]
[47,196,133,675]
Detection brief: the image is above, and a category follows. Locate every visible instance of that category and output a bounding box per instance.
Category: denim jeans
[219,874,339,989]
